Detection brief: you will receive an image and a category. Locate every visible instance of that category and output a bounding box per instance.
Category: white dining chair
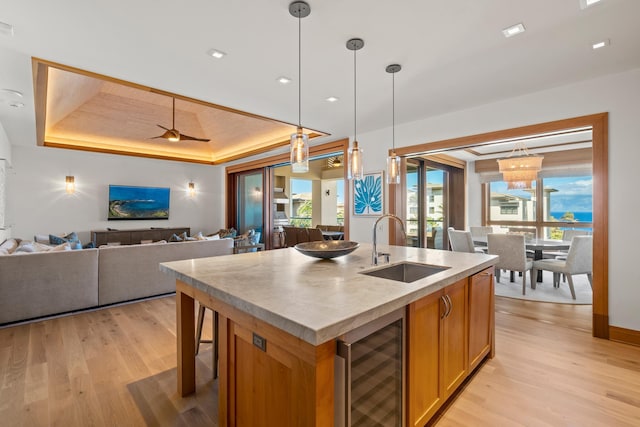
[543,229,591,259]
[487,233,534,295]
[470,226,494,239]
[532,235,593,300]
[448,228,484,253]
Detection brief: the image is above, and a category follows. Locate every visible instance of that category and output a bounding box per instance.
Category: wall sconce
[188,182,196,197]
[65,176,75,194]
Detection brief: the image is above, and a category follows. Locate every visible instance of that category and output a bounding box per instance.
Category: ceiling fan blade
[179,133,210,142]
[152,99,208,141]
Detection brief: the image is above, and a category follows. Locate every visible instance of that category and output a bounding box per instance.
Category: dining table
[473,236,571,282]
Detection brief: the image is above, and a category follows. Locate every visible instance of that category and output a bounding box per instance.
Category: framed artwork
[353,171,384,216]
[108,185,170,220]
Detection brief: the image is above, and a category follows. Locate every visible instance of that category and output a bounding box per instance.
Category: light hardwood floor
[1,296,638,426]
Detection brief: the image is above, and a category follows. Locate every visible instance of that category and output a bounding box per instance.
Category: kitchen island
[160,243,498,426]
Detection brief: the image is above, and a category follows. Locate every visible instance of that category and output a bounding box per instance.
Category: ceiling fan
[151,97,210,142]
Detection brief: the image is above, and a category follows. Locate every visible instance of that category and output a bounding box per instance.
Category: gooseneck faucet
[372,214,406,266]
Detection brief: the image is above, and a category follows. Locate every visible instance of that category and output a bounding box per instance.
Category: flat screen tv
[108,185,170,220]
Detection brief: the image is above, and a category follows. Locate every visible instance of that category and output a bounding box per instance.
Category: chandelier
[497,142,543,190]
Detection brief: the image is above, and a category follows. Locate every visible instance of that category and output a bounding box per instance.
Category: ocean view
[550,211,592,222]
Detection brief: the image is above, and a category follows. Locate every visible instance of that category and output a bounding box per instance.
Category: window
[500,205,518,215]
[542,175,593,239]
[290,178,312,227]
[486,175,592,239]
[335,179,345,225]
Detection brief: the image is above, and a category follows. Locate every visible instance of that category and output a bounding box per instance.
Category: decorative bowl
[294,240,360,259]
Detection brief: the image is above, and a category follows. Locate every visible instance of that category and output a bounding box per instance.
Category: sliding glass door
[236,170,264,242]
[405,158,465,249]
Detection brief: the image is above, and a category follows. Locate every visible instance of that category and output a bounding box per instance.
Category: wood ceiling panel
[36,58,327,164]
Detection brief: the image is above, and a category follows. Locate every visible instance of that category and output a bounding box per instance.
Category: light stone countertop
[160,243,498,346]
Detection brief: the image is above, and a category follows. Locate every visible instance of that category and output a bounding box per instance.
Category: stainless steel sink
[360,261,450,283]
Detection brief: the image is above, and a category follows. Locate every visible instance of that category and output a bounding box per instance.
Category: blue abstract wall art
[353,172,383,216]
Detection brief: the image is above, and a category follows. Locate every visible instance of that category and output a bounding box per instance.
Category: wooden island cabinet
[162,244,497,427]
[408,268,494,426]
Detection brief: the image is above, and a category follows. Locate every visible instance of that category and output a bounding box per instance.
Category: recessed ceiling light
[206,49,226,59]
[0,21,14,37]
[325,96,339,103]
[592,39,610,50]
[277,76,292,84]
[0,88,23,98]
[580,0,602,10]
[502,23,526,38]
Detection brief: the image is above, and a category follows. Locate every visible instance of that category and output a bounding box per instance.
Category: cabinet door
[407,290,444,427]
[230,322,298,427]
[441,278,468,398]
[468,267,495,371]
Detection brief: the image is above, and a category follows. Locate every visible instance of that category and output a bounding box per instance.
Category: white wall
[320,180,338,224]
[0,123,11,243]
[341,67,640,331]
[7,145,224,245]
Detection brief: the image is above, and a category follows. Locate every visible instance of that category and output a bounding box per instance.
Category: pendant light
[346,38,364,180]
[497,142,544,190]
[289,1,311,173]
[386,64,401,184]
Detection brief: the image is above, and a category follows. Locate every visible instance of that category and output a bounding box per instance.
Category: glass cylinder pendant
[386,152,400,184]
[348,140,364,180]
[290,127,309,173]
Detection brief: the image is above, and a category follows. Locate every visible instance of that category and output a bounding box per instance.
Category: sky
[491,176,593,212]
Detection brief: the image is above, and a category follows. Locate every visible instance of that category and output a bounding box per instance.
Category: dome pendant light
[386,64,402,184]
[346,38,364,180]
[289,1,311,173]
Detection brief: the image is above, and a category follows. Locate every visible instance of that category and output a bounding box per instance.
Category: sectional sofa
[0,238,234,324]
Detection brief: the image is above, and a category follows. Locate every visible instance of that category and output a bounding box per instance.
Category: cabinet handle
[441,295,451,319]
[444,295,453,317]
[440,296,447,319]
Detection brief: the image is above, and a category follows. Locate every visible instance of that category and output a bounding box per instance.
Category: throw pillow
[34,234,51,244]
[0,238,20,254]
[15,241,36,253]
[50,242,72,252]
[169,233,183,242]
[205,234,220,240]
[64,231,79,242]
[193,231,206,240]
[33,242,55,252]
[0,248,8,256]
[217,228,237,238]
[83,242,96,249]
[49,234,67,245]
[179,231,189,240]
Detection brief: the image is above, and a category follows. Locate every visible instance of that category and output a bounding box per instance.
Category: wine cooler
[335,308,405,427]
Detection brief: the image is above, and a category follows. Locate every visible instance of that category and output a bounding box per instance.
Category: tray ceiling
[34,60,327,164]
